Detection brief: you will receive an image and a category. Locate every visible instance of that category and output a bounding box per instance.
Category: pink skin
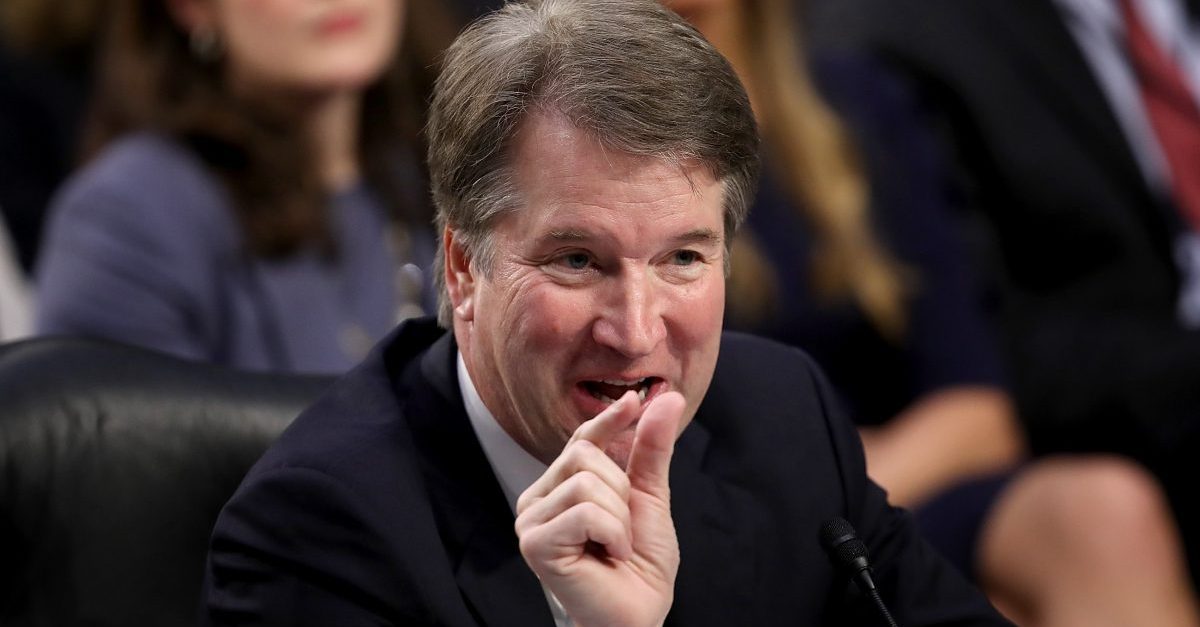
[315,11,365,37]
[514,389,686,627]
[175,0,402,97]
[448,111,728,468]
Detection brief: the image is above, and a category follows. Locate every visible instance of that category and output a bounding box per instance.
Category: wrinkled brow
[538,228,722,246]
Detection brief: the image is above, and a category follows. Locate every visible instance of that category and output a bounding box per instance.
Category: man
[202,0,1008,624]
[855,0,1200,588]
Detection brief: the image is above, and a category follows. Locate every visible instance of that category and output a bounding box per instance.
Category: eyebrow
[673,228,724,246]
[538,228,723,247]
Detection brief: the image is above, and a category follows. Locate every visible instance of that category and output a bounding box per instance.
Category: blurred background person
[661,0,1200,624]
[0,218,32,340]
[852,0,1200,607]
[0,0,104,278]
[33,0,459,373]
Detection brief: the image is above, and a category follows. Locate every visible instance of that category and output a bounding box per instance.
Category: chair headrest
[0,336,333,626]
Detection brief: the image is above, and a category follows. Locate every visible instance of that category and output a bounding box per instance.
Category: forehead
[507,112,725,231]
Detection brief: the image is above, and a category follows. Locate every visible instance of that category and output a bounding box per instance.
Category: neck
[306,91,363,191]
[229,78,364,190]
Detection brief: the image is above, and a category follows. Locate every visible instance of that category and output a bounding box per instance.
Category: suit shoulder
[717,331,827,384]
[242,321,446,487]
[246,357,408,483]
[709,331,845,433]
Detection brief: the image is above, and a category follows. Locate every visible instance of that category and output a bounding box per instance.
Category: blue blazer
[202,317,1008,626]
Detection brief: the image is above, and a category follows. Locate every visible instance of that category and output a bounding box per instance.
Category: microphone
[819,517,899,627]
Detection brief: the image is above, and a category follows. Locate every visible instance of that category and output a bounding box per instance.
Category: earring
[189,26,222,62]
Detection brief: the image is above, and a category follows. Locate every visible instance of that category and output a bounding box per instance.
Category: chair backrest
[0,337,334,627]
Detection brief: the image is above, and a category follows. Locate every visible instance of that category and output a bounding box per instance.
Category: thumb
[626,391,685,496]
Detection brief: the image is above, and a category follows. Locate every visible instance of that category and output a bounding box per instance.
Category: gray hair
[427,0,760,326]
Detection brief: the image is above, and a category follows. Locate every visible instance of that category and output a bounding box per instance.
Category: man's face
[448,113,727,468]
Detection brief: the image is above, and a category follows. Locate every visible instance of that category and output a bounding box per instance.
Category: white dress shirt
[457,352,574,627]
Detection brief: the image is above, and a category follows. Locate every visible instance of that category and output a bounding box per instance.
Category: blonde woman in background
[664,0,1200,624]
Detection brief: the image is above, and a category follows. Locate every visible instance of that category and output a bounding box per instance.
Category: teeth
[587,378,653,405]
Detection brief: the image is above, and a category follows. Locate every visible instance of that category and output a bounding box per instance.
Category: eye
[544,251,598,278]
[659,248,708,283]
[562,252,592,270]
[671,250,701,265]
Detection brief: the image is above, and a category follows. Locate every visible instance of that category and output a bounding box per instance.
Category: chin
[307,49,391,87]
[310,67,385,91]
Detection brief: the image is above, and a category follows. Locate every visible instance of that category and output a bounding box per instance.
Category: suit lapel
[985,0,1152,196]
[401,332,555,627]
[666,419,758,626]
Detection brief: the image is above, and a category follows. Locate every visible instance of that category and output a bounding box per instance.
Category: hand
[515,390,685,627]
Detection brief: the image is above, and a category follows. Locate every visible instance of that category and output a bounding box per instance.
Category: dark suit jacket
[202,317,1007,626]
[858,0,1200,460]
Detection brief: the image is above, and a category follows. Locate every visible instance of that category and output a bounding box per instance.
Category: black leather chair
[0,337,333,627]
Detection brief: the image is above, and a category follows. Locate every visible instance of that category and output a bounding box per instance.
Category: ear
[166,0,216,33]
[444,228,477,322]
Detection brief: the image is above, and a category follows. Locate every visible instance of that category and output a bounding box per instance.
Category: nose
[592,270,667,358]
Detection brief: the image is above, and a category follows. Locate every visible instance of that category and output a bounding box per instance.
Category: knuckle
[513,509,534,535]
[515,491,538,514]
[571,469,604,494]
[568,500,605,523]
[563,439,599,468]
[517,528,545,558]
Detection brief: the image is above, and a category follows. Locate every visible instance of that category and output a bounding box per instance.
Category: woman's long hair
[83,0,460,257]
[728,0,910,340]
[0,0,106,55]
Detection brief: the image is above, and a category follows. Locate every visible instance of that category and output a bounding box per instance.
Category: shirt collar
[1054,0,1121,34]
[1055,0,1190,48]
[457,351,548,514]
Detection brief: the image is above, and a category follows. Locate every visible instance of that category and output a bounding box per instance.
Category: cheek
[323,8,401,80]
[673,273,726,340]
[377,0,404,44]
[220,0,287,46]
[221,16,297,82]
[670,274,724,411]
[508,285,594,352]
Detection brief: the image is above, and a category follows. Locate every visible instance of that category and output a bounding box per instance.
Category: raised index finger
[568,390,643,448]
[518,391,641,511]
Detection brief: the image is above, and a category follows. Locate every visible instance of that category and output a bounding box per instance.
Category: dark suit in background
[856,0,1200,573]
[202,318,1008,626]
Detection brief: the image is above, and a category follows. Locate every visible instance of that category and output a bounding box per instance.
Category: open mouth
[581,377,664,405]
